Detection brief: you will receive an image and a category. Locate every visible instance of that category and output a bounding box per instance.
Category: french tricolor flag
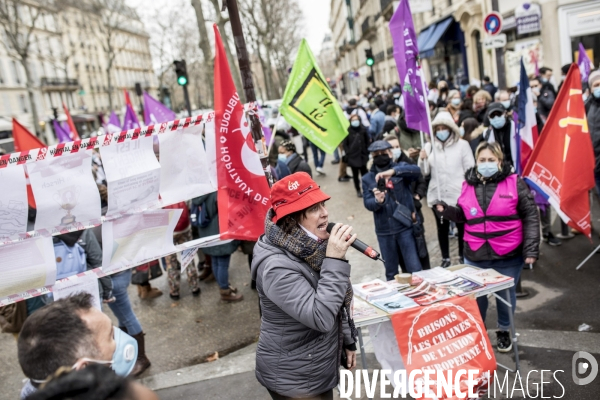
[515,57,539,174]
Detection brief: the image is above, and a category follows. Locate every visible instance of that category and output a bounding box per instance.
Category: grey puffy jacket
[251,235,354,398]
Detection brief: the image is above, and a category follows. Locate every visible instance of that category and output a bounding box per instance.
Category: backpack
[190,203,211,228]
[54,240,87,280]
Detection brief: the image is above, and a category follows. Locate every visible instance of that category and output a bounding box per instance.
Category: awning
[418,17,454,58]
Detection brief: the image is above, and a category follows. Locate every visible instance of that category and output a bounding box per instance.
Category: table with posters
[352,265,519,380]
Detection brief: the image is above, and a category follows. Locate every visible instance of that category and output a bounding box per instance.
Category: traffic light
[365,48,374,67]
[173,60,188,86]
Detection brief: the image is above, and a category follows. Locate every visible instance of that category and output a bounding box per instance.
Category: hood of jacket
[465,162,512,185]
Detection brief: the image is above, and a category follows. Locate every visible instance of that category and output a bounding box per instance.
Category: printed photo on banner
[27,151,101,231]
[100,135,161,217]
[391,296,496,399]
[0,165,28,239]
[0,237,56,299]
[101,209,181,273]
[53,273,101,310]
[158,123,215,204]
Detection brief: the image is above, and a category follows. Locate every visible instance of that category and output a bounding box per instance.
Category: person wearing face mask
[252,172,358,399]
[480,102,516,167]
[536,67,557,121]
[445,90,462,123]
[276,140,312,179]
[585,70,600,199]
[379,105,401,140]
[459,117,485,154]
[434,142,540,353]
[472,90,492,125]
[362,140,423,280]
[18,293,139,399]
[418,112,475,267]
[343,115,370,197]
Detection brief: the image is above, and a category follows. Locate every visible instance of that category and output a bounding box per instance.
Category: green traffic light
[177,76,188,86]
[366,58,374,67]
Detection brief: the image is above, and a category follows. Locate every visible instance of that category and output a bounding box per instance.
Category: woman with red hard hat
[251,172,358,400]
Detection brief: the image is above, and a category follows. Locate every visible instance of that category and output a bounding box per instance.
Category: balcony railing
[40,77,79,91]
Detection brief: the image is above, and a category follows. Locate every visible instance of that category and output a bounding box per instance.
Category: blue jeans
[107,270,143,335]
[309,142,326,168]
[212,255,231,290]
[465,256,522,331]
[377,230,422,280]
[333,148,340,162]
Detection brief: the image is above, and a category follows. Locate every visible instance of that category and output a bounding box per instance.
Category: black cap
[486,102,505,118]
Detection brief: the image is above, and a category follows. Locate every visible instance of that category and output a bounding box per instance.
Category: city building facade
[329,0,600,98]
[0,0,157,150]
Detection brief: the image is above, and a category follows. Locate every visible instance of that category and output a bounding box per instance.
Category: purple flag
[257,104,273,146]
[53,120,71,143]
[578,43,594,83]
[106,111,122,133]
[122,104,140,131]
[390,0,430,134]
[143,91,176,125]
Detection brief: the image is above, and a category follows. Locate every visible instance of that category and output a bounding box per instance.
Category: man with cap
[585,69,600,198]
[362,140,423,280]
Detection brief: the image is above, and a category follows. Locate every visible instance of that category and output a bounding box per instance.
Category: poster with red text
[391,296,496,399]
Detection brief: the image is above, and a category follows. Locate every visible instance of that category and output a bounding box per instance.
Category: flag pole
[418,66,441,202]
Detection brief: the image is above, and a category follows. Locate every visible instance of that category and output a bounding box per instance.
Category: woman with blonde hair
[472,90,492,124]
[434,141,540,353]
[446,89,461,123]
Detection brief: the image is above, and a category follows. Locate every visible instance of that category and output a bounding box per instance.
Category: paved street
[1,156,600,399]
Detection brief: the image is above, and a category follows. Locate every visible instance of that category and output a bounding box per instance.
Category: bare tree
[0,0,54,136]
[89,0,132,110]
[191,0,213,104]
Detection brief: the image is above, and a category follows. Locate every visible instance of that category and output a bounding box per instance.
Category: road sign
[483,12,503,36]
[483,34,507,50]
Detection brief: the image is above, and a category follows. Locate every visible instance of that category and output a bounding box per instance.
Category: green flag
[280,39,349,154]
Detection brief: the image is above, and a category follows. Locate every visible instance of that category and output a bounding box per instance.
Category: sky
[297,0,331,54]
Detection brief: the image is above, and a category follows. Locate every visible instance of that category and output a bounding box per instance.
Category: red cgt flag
[62,102,80,140]
[523,64,596,237]
[213,24,271,240]
[11,118,44,208]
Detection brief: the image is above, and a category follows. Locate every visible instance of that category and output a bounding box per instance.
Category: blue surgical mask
[477,162,499,178]
[391,148,401,160]
[501,100,510,109]
[541,77,548,83]
[459,126,465,137]
[594,88,600,99]
[277,153,287,163]
[490,115,506,129]
[451,98,461,106]
[351,120,360,127]
[111,327,138,376]
[436,130,450,142]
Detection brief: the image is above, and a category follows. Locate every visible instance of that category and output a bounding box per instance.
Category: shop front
[417,16,469,85]
[559,0,600,71]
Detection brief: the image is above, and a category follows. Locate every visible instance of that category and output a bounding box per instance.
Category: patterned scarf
[265,209,358,341]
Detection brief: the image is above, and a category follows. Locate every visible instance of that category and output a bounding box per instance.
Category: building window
[19,95,28,113]
[11,60,20,84]
[448,0,452,6]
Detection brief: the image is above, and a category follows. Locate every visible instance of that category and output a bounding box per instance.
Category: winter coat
[458,109,475,126]
[368,110,386,139]
[418,135,475,207]
[538,82,557,119]
[483,83,497,100]
[479,120,516,168]
[191,192,240,256]
[585,96,600,175]
[362,161,421,236]
[251,236,354,398]
[398,116,422,158]
[380,116,399,138]
[287,153,312,177]
[343,125,370,168]
[446,104,460,123]
[397,151,427,213]
[439,164,540,262]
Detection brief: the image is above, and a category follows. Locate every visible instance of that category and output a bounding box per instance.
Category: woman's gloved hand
[433,200,448,215]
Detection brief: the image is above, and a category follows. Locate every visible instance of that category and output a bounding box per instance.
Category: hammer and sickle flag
[280,39,349,154]
[523,64,595,238]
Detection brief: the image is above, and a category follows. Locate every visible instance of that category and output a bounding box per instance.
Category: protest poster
[0,237,56,299]
[100,135,161,217]
[27,151,101,231]
[179,246,199,274]
[391,296,496,399]
[53,273,101,310]
[0,165,28,239]
[101,209,181,272]
[158,123,215,204]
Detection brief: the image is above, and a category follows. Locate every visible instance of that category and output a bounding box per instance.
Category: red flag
[12,118,45,152]
[62,102,80,140]
[11,118,43,208]
[124,89,134,109]
[523,64,595,237]
[213,24,270,240]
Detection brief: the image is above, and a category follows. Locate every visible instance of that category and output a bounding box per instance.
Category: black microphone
[326,222,385,263]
